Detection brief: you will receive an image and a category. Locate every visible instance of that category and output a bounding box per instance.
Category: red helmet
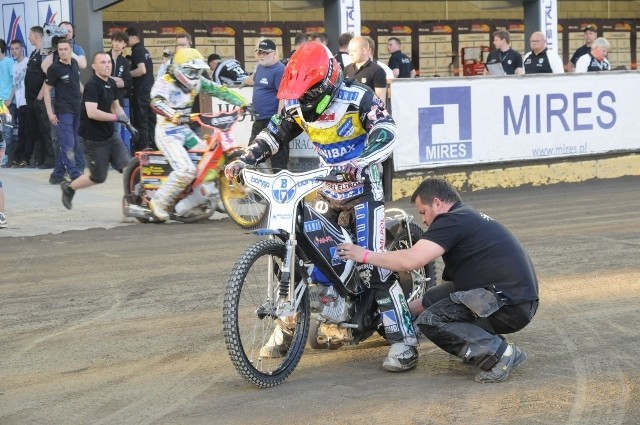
[277,42,343,117]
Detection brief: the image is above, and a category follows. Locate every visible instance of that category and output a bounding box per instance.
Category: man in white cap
[242,39,287,171]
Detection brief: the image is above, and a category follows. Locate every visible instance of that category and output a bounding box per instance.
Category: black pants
[416,282,538,371]
[250,118,289,172]
[130,90,155,152]
[10,106,28,164]
[25,99,55,166]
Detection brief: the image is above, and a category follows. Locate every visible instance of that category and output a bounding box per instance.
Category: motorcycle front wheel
[223,239,310,388]
[219,151,269,230]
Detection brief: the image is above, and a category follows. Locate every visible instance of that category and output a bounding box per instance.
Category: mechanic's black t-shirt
[422,202,539,303]
[80,75,118,141]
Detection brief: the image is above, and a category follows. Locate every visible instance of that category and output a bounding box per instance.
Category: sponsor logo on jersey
[337,117,355,138]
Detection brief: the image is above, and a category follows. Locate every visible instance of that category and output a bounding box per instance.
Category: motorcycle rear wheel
[223,239,310,388]
[123,157,165,223]
[387,222,437,301]
[219,151,269,230]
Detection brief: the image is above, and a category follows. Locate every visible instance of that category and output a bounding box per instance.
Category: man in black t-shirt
[126,27,155,152]
[570,24,597,72]
[43,39,82,185]
[60,52,131,210]
[484,30,523,75]
[386,37,415,78]
[24,25,55,169]
[338,177,539,384]
[344,36,387,102]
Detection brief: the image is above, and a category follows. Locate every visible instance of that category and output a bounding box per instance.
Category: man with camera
[43,38,82,184]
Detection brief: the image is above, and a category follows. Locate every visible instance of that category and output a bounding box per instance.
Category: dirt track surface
[1,176,639,424]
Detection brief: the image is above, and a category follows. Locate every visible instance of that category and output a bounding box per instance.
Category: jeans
[113,97,131,153]
[52,113,82,180]
[416,282,538,371]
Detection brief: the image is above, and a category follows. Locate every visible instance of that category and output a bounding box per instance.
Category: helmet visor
[299,80,330,111]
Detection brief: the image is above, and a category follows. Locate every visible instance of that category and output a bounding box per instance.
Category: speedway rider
[224,42,419,372]
[149,48,249,221]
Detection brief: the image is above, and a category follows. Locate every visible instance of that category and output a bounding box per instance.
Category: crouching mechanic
[61,51,133,209]
[149,48,249,221]
[338,177,539,383]
[224,41,419,372]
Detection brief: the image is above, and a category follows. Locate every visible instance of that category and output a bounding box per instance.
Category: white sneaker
[149,199,170,221]
[259,325,293,358]
[382,343,419,372]
[0,212,7,229]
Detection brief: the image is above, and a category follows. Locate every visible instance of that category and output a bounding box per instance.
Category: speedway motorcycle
[223,167,436,387]
[122,108,268,228]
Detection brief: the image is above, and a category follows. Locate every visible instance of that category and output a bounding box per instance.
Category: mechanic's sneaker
[382,343,419,372]
[0,212,7,229]
[475,343,527,383]
[149,199,170,221]
[259,325,293,358]
[61,181,75,210]
[49,173,68,185]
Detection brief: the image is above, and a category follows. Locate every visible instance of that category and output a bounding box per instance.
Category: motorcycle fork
[273,234,306,318]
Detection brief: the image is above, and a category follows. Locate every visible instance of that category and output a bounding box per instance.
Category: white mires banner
[390,72,640,171]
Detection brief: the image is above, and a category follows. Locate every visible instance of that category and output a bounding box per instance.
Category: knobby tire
[223,239,310,387]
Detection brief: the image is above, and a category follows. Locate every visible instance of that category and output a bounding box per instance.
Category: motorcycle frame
[240,167,372,320]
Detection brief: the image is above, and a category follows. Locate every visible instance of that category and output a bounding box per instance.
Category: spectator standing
[60,52,131,210]
[282,32,308,66]
[0,39,14,167]
[386,37,416,78]
[23,26,55,169]
[364,36,395,81]
[338,177,539,383]
[335,32,353,71]
[108,31,132,151]
[0,100,9,227]
[243,39,287,171]
[42,21,87,172]
[484,30,523,75]
[125,27,155,152]
[310,32,328,45]
[345,36,388,102]
[570,25,597,72]
[43,39,82,185]
[5,40,28,168]
[523,32,564,74]
[208,53,249,86]
[574,37,611,73]
[41,21,87,71]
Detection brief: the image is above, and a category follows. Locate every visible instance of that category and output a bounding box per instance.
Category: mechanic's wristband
[362,250,370,264]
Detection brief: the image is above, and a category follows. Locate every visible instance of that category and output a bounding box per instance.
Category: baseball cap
[583,24,597,33]
[208,53,221,63]
[256,39,276,52]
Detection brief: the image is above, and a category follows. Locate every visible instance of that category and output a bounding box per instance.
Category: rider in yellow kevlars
[224,42,419,372]
[149,48,249,221]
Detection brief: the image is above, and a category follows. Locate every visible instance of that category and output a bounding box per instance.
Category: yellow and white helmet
[171,48,208,90]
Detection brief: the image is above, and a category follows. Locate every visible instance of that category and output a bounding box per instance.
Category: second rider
[149,48,249,221]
